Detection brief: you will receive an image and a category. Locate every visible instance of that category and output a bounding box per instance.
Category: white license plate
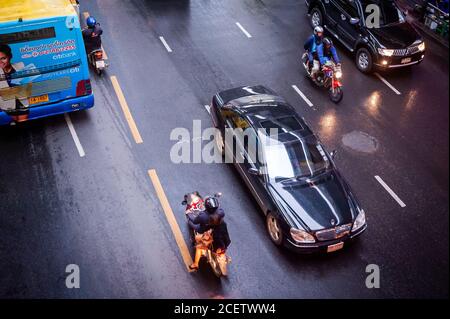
[95,60,105,68]
[401,57,412,64]
[327,242,344,253]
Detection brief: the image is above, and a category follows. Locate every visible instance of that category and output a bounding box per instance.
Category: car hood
[369,22,421,49]
[269,171,356,231]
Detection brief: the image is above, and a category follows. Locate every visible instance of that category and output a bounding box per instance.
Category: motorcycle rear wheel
[329,87,343,103]
[208,250,223,278]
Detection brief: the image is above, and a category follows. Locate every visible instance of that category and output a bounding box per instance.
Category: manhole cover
[342,131,378,153]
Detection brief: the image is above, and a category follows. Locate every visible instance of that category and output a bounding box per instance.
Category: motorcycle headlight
[418,42,426,52]
[352,208,366,232]
[335,71,342,79]
[378,48,394,57]
[290,228,315,243]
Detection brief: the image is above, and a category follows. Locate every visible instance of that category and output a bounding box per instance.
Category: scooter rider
[317,37,341,68]
[303,26,324,78]
[188,197,229,271]
[82,16,103,57]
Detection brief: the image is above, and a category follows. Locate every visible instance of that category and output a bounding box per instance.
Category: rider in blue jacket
[304,26,324,72]
[317,37,341,66]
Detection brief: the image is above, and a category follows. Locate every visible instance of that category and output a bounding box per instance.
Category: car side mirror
[181,200,187,205]
[330,150,338,159]
[350,17,360,25]
[214,192,222,198]
[248,167,260,176]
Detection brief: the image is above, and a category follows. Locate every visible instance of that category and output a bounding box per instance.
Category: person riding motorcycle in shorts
[188,197,230,271]
[304,26,324,80]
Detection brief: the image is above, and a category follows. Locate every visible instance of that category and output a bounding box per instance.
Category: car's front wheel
[310,7,324,28]
[266,212,283,246]
[356,47,373,73]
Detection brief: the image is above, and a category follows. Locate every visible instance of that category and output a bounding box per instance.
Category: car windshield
[261,135,330,181]
[361,0,405,26]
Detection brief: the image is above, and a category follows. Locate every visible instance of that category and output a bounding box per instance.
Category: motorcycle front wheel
[329,87,343,103]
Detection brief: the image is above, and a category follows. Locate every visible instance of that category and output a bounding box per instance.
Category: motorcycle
[302,52,343,103]
[88,49,108,76]
[182,191,230,277]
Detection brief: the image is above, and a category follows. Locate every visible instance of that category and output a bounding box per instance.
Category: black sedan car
[210,85,367,253]
[306,0,425,72]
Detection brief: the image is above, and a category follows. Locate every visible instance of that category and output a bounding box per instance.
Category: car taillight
[76,79,92,96]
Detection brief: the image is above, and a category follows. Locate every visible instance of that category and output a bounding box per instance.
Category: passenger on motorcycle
[82,16,103,56]
[188,197,230,271]
[303,26,324,79]
[317,37,341,68]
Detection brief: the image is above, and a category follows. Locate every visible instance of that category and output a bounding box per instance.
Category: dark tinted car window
[337,0,359,17]
[260,116,304,135]
[360,0,405,26]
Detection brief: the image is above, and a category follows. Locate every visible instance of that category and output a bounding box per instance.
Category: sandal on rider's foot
[189,264,199,271]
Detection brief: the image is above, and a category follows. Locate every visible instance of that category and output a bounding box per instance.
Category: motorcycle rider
[317,37,341,68]
[303,26,324,80]
[82,16,103,60]
[188,197,230,271]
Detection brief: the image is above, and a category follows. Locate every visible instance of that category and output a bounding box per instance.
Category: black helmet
[205,197,219,213]
[323,37,333,47]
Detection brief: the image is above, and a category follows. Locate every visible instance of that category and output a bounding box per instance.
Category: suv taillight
[76,79,92,96]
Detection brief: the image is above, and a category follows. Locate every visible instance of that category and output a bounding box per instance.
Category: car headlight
[335,71,342,79]
[418,42,426,52]
[352,208,366,232]
[378,48,394,57]
[290,228,315,243]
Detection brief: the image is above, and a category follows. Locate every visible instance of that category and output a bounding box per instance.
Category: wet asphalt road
[0,0,448,298]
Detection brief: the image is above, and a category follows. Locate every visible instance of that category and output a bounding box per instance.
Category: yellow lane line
[110,76,143,144]
[148,169,194,272]
[82,11,108,59]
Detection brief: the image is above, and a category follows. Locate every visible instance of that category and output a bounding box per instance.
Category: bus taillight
[76,79,92,96]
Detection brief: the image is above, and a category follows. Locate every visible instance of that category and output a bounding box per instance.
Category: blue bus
[0,0,94,125]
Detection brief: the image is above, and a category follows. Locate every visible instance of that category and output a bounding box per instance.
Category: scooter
[302,52,343,103]
[88,49,108,76]
[182,191,230,277]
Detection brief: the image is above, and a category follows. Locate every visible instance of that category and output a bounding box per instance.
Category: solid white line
[159,36,173,52]
[64,113,85,157]
[374,175,406,208]
[236,22,252,38]
[204,105,211,114]
[375,73,401,95]
[292,85,314,108]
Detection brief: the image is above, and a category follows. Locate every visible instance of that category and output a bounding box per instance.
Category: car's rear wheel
[310,7,324,28]
[356,47,373,73]
[266,212,283,246]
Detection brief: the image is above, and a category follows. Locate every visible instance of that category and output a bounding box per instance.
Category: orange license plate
[28,94,49,105]
[327,242,344,253]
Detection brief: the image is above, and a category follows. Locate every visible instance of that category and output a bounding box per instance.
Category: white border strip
[374,175,406,208]
[236,22,252,38]
[375,73,401,95]
[292,85,314,108]
[65,113,85,157]
[159,36,173,53]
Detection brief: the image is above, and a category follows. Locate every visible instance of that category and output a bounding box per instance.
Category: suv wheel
[310,7,323,28]
[356,47,373,73]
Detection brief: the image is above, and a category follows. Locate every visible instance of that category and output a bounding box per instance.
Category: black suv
[306,0,425,73]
